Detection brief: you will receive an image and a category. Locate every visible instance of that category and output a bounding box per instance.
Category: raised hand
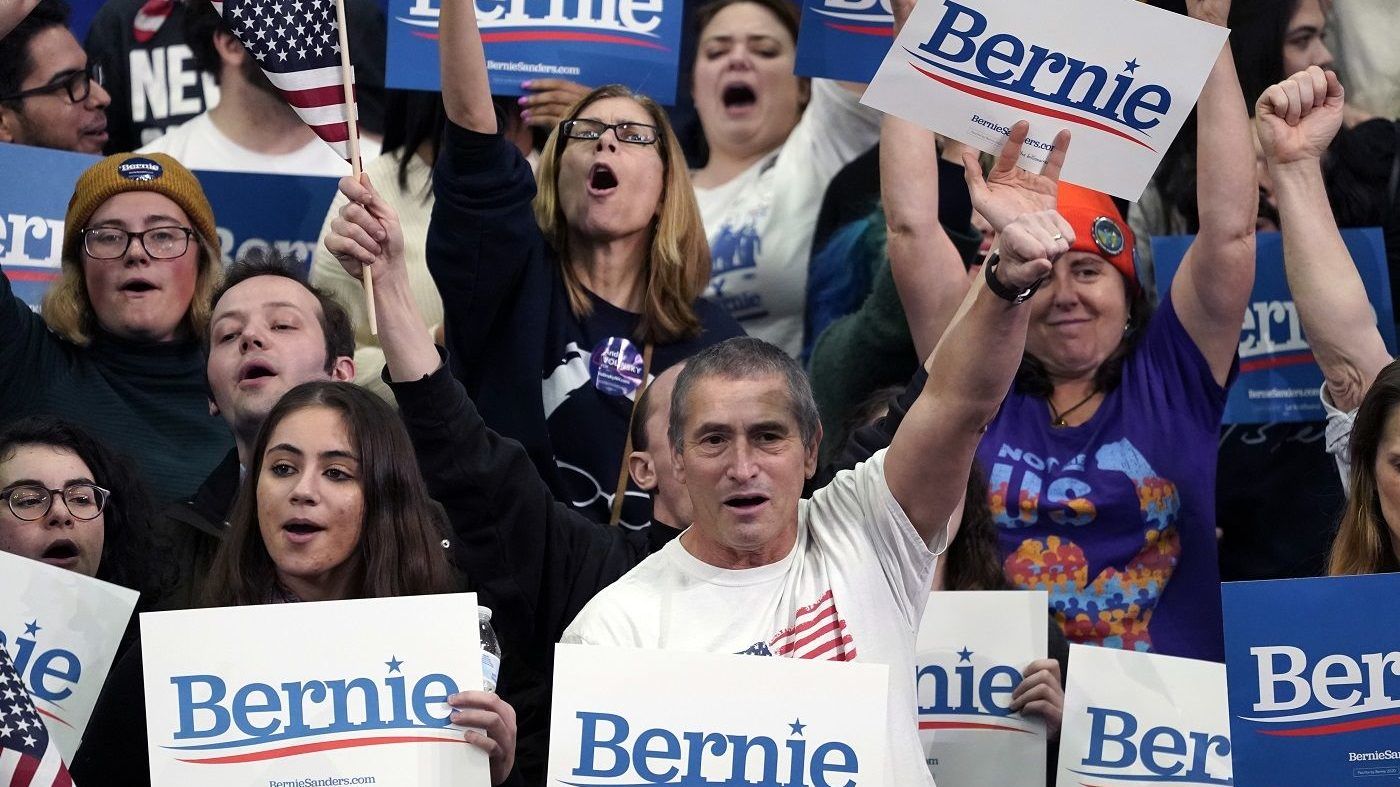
[324,174,407,288]
[993,210,1072,292]
[449,690,518,785]
[1256,66,1345,166]
[891,0,916,36]
[962,122,1071,234]
[1185,0,1231,27]
[519,79,592,129]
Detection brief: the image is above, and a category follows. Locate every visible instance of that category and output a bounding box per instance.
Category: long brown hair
[534,85,710,345]
[203,382,457,605]
[1329,361,1400,576]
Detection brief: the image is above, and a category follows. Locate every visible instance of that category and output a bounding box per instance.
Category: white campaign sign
[141,593,488,787]
[549,644,891,786]
[1058,644,1233,786]
[916,590,1048,787]
[0,549,139,763]
[861,0,1228,200]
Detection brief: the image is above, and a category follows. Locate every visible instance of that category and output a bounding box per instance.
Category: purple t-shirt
[976,293,1233,661]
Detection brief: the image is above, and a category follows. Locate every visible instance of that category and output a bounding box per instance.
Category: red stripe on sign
[824,21,892,36]
[4,269,58,282]
[1257,712,1400,737]
[1239,351,1315,373]
[178,735,466,764]
[481,30,669,50]
[37,708,75,728]
[410,29,668,50]
[906,61,1157,152]
[918,721,1034,734]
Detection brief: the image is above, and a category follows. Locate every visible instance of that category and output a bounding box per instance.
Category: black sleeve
[70,642,149,787]
[0,267,60,408]
[819,365,928,484]
[391,358,646,786]
[427,119,544,386]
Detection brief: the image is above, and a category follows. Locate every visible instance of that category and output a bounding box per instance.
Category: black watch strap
[983,250,1043,304]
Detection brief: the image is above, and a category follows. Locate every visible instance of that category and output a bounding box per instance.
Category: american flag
[210,0,360,162]
[0,648,71,787]
[768,589,857,661]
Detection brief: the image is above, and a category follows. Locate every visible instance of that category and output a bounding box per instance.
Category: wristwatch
[983,250,1045,304]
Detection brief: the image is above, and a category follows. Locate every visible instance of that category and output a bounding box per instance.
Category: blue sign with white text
[1223,573,1400,787]
[1152,229,1396,424]
[0,142,338,309]
[794,0,892,82]
[385,0,682,102]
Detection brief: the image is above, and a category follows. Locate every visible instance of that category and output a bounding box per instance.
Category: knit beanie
[1057,181,1138,296]
[63,153,219,260]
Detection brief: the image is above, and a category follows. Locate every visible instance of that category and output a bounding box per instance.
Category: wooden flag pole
[333,0,376,335]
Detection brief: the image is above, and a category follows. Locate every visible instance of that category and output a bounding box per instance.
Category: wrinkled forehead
[681,372,798,430]
[213,275,323,325]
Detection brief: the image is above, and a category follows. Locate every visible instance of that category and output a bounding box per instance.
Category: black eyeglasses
[0,62,103,104]
[0,483,110,522]
[560,119,659,146]
[80,226,194,260]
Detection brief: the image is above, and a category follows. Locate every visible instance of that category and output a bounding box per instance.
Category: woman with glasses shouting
[0,151,232,504]
[385,0,743,532]
[0,416,168,607]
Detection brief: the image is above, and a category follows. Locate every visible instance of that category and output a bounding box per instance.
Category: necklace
[1049,390,1099,428]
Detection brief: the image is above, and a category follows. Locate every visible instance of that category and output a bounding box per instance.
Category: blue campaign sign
[794,0,892,82]
[1223,573,1400,786]
[1152,229,1396,424]
[0,142,338,309]
[386,0,682,103]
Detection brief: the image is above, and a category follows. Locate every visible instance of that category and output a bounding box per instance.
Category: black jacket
[72,362,679,786]
[150,448,240,609]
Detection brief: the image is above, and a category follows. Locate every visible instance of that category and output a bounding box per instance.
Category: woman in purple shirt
[881,0,1256,660]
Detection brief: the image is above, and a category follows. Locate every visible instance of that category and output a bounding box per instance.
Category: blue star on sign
[1123,58,1141,74]
[957,646,973,663]
[789,719,806,736]
[385,656,403,673]
[23,620,40,637]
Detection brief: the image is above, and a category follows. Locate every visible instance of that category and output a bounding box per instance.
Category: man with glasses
[0,0,110,153]
[0,151,232,504]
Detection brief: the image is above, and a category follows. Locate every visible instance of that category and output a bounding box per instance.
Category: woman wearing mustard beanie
[0,151,232,503]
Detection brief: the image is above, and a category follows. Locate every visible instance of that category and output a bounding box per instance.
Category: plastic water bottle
[479,606,502,693]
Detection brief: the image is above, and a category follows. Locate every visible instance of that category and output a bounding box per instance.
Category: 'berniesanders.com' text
[266,772,378,778]
[487,59,581,76]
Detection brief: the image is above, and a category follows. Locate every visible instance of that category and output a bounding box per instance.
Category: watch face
[1092,216,1126,256]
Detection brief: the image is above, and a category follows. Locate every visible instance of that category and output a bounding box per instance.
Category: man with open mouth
[0,0,111,154]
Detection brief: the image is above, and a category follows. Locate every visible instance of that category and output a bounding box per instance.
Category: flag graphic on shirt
[0,647,72,787]
[209,0,359,162]
[768,589,856,661]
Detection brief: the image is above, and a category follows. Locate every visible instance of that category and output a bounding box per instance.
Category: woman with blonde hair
[409,0,743,530]
[0,152,230,502]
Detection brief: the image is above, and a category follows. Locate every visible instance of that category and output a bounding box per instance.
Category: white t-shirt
[695,79,881,357]
[1322,384,1357,496]
[139,112,380,177]
[562,450,938,785]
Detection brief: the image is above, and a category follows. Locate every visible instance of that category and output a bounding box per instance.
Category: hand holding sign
[520,79,594,129]
[1184,0,1231,27]
[448,690,517,784]
[962,121,1070,233]
[1255,66,1345,166]
[1009,658,1064,741]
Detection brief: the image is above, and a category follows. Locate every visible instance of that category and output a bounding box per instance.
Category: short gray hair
[668,337,821,454]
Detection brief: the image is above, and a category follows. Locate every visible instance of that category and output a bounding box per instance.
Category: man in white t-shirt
[138,0,377,177]
[562,205,1069,784]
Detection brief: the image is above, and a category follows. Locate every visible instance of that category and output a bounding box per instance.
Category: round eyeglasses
[80,226,194,260]
[0,62,103,104]
[560,119,659,146]
[0,483,110,522]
